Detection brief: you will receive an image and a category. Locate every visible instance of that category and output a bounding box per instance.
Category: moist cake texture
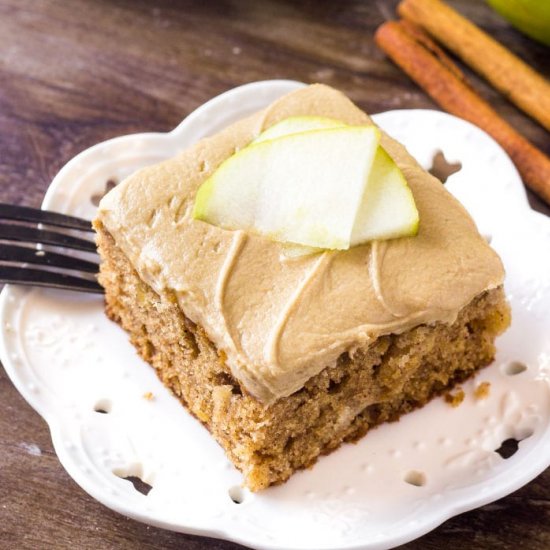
[94,84,510,490]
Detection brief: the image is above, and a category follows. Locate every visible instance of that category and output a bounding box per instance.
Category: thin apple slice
[252,116,419,256]
[258,116,348,256]
[194,126,381,249]
[255,116,345,143]
[280,243,323,258]
[351,147,419,244]
[282,148,419,257]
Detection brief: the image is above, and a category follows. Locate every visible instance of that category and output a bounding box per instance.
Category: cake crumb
[474,381,491,400]
[143,391,154,401]
[445,388,465,407]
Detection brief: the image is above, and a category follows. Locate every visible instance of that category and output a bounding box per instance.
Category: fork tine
[0,225,97,252]
[0,204,101,293]
[0,266,103,293]
[0,244,99,273]
[0,203,93,232]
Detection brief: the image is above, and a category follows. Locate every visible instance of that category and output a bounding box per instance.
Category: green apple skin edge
[254,116,346,143]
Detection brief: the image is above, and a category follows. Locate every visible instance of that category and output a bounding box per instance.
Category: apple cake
[93,84,510,491]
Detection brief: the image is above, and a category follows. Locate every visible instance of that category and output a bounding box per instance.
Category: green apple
[194,126,381,249]
[488,0,550,46]
[280,243,323,258]
[351,147,418,245]
[258,117,419,255]
[257,118,347,257]
[193,119,419,251]
[254,116,345,143]
[279,148,418,256]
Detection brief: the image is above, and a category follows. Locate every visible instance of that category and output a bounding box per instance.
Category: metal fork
[0,203,103,294]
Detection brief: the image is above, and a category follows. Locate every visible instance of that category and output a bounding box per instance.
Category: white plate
[1,80,550,550]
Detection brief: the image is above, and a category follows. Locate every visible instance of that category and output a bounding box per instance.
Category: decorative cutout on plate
[116,473,153,496]
[495,438,520,459]
[229,485,245,504]
[503,361,528,376]
[94,399,112,414]
[428,150,462,183]
[404,470,427,487]
[91,178,118,206]
[113,464,154,496]
[494,428,533,460]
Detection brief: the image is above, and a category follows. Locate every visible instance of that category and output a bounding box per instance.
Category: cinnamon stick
[398,0,550,132]
[374,20,550,205]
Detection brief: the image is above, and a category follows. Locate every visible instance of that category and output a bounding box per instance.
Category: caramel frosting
[97,84,505,404]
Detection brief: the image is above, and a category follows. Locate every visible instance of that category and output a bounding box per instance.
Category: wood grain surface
[1,1,549,549]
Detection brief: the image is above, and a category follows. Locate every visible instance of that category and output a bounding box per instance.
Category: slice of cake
[93,84,510,491]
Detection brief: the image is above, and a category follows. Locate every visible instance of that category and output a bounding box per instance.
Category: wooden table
[1,1,549,548]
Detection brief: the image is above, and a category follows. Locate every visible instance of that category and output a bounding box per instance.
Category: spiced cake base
[95,223,510,491]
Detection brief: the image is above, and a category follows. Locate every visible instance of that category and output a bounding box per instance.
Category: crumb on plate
[474,381,491,400]
[445,388,465,407]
